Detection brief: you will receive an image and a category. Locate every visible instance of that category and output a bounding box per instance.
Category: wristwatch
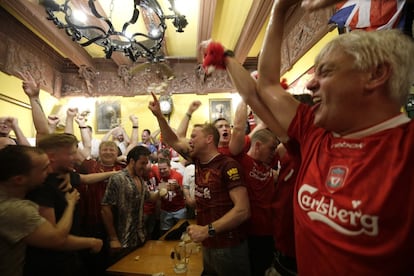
[208,223,216,237]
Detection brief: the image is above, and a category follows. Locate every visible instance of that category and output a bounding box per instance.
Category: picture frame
[96,101,121,133]
[209,98,232,124]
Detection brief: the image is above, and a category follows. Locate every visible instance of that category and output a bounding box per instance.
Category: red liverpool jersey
[289,104,414,275]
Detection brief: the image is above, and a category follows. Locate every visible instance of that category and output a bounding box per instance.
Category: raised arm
[148,92,191,159]
[123,115,139,155]
[256,1,302,138]
[119,126,130,146]
[19,71,50,142]
[8,117,30,146]
[199,40,283,136]
[176,100,201,138]
[150,128,160,145]
[129,115,139,146]
[228,101,248,156]
[225,57,286,138]
[101,127,115,142]
[74,115,91,159]
[47,115,60,134]
[64,108,78,134]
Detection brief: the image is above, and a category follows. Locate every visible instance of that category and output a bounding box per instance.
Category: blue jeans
[201,239,251,276]
[160,208,187,231]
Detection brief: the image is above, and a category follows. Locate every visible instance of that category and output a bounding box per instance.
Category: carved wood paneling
[0,7,65,97]
[1,0,95,69]
[60,60,235,97]
[280,6,335,74]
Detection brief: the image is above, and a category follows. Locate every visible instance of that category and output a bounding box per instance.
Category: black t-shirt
[24,172,82,275]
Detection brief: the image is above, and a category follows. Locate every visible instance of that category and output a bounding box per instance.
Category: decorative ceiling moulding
[60,60,235,97]
[1,0,95,69]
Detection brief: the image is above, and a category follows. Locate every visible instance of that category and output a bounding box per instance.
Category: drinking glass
[172,242,191,274]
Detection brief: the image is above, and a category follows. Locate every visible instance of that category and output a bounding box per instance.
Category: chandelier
[41,0,188,62]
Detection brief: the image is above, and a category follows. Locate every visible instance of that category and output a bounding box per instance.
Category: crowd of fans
[1,0,414,275]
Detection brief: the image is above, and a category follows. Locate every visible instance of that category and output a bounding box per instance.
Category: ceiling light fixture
[40,0,188,62]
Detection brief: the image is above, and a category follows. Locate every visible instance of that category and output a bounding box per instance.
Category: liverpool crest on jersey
[326,166,348,193]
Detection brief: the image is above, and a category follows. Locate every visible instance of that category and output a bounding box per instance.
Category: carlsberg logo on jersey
[298,184,379,236]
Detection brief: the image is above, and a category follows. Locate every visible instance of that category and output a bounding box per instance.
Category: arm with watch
[186,185,250,243]
[75,115,92,159]
[125,115,139,153]
[176,100,202,138]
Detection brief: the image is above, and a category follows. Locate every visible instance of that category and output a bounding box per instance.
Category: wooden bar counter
[107,220,202,275]
[106,240,202,276]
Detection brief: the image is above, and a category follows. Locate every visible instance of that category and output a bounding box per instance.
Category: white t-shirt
[182,164,195,199]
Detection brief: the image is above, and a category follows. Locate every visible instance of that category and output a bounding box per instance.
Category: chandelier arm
[126,48,137,62]
[43,0,187,62]
[122,4,140,33]
[88,0,115,33]
[140,0,164,18]
[63,18,109,38]
[79,35,108,47]
[133,41,160,53]
[131,32,161,40]
[106,46,114,59]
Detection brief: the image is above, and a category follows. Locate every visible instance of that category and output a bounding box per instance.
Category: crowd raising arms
[149,92,252,275]
[225,0,414,275]
[2,0,414,275]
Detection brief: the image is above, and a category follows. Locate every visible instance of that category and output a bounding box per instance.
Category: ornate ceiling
[0,0,334,97]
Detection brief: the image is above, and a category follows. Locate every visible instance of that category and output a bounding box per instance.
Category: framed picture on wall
[96,101,121,133]
[209,98,232,124]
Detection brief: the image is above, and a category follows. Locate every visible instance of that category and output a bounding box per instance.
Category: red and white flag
[329,0,406,31]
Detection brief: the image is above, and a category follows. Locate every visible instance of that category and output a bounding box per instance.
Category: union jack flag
[329,0,406,31]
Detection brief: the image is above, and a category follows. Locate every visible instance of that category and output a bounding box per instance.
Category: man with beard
[101,145,160,264]
[24,133,115,275]
[149,93,251,276]
[0,145,79,276]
